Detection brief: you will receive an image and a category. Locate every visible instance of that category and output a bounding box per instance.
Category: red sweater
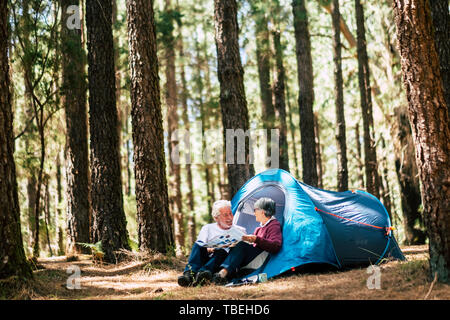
[253,218,282,254]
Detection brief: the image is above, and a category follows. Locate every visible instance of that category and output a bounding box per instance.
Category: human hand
[242,235,257,243]
[207,247,215,254]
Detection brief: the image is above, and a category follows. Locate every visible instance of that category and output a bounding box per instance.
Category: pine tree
[126,0,174,254]
[0,0,32,279]
[393,0,450,283]
[85,0,130,263]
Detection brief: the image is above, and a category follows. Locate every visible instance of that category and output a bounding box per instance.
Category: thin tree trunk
[86,0,130,263]
[251,1,275,164]
[332,0,348,191]
[355,0,380,198]
[164,0,184,256]
[314,112,323,189]
[0,0,32,278]
[391,106,425,245]
[292,0,318,186]
[214,0,255,196]
[393,0,450,283]
[177,13,195,248]
[355,122,365,189]
[271,28,290,172]
[285,81,300,178]
[126,0,174,254]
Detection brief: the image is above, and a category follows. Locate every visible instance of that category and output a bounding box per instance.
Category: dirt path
[11,245,450,300]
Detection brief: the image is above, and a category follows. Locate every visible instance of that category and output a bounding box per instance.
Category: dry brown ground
[2,245,450,300]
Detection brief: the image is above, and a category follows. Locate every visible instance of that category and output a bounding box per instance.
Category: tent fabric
[231,169,405,280]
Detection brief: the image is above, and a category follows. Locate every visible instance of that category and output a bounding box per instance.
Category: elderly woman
[212,197,282,285]
[178,200,244,287]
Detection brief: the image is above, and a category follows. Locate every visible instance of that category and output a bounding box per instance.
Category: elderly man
[178,200,244,287]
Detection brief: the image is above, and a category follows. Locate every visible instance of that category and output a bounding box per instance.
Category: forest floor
[2,245,450,300]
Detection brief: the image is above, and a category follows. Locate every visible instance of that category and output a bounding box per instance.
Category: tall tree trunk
[177,17,195,248]
[251,1,275,164]
[292,0,318,186]
[126,0,174,254]
[355,122,365,189]
[393,0,450,283]
[332,0,348,191]
[164,0,184,256]
[391,106,425,245]
[0,0,32,278]
[194,37,214,222]
[285,81,300,178]
[271,28,290,172]
[214,0,255,196]
[61,0,91,255]
[56,152,65,255]
[314,112,323,189]
[429,0,450,118]
[86,0,130,263]
[355,0,380,198]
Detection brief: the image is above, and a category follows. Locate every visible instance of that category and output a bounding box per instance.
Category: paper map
[196,225,247,248]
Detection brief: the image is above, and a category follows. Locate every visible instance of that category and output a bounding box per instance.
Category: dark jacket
[253,218,282,254]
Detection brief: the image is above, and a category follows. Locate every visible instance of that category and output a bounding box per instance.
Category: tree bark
[214,0,254,196]
[0,0,32,278]
[86,0,130,263]
[391,106,425,245]
[126,0,174,254]
[61,0,91,255]
[332,0,348,191]
[164,0,184,256]
[393,0,450,283]
[177,18,195,249]
[271,28,290,172]
[292,0,318,186]
[251,1,275,164]
[355,0,380,198]
[429,0,450,118]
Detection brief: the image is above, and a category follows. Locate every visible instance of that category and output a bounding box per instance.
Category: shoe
[194,270,212,286]
[212,272,229,285]
[178,271,196,287]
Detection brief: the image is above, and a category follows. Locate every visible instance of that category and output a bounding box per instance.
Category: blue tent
[231,168,405,280]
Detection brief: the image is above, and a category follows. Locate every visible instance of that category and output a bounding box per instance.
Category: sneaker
[178,271,196,287]
[194,270,212,286]
[212,272,229,285]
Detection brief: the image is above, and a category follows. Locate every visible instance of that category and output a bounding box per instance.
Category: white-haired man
[178,200,244,287]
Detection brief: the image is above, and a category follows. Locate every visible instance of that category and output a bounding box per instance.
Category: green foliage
[77,241,104,256]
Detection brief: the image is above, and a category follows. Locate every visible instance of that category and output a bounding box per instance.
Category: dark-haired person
[212,197,282,284]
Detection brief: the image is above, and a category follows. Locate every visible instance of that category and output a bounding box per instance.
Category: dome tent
[230,168,405,281]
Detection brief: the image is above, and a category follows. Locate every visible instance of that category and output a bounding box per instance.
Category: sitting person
[212,197,282,285]
[178,200,245,287]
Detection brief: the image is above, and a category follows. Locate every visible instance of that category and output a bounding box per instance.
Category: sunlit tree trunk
[393,0,450,283]
[0,0,32,278]
[355,0,380,198]
[214,0,255,196]
[126,0,174,254]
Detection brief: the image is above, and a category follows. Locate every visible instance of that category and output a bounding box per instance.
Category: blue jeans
[220,242,263,275]
[184,243,228,273]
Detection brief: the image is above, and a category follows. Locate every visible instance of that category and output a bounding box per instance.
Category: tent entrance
[233,183,286,234]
